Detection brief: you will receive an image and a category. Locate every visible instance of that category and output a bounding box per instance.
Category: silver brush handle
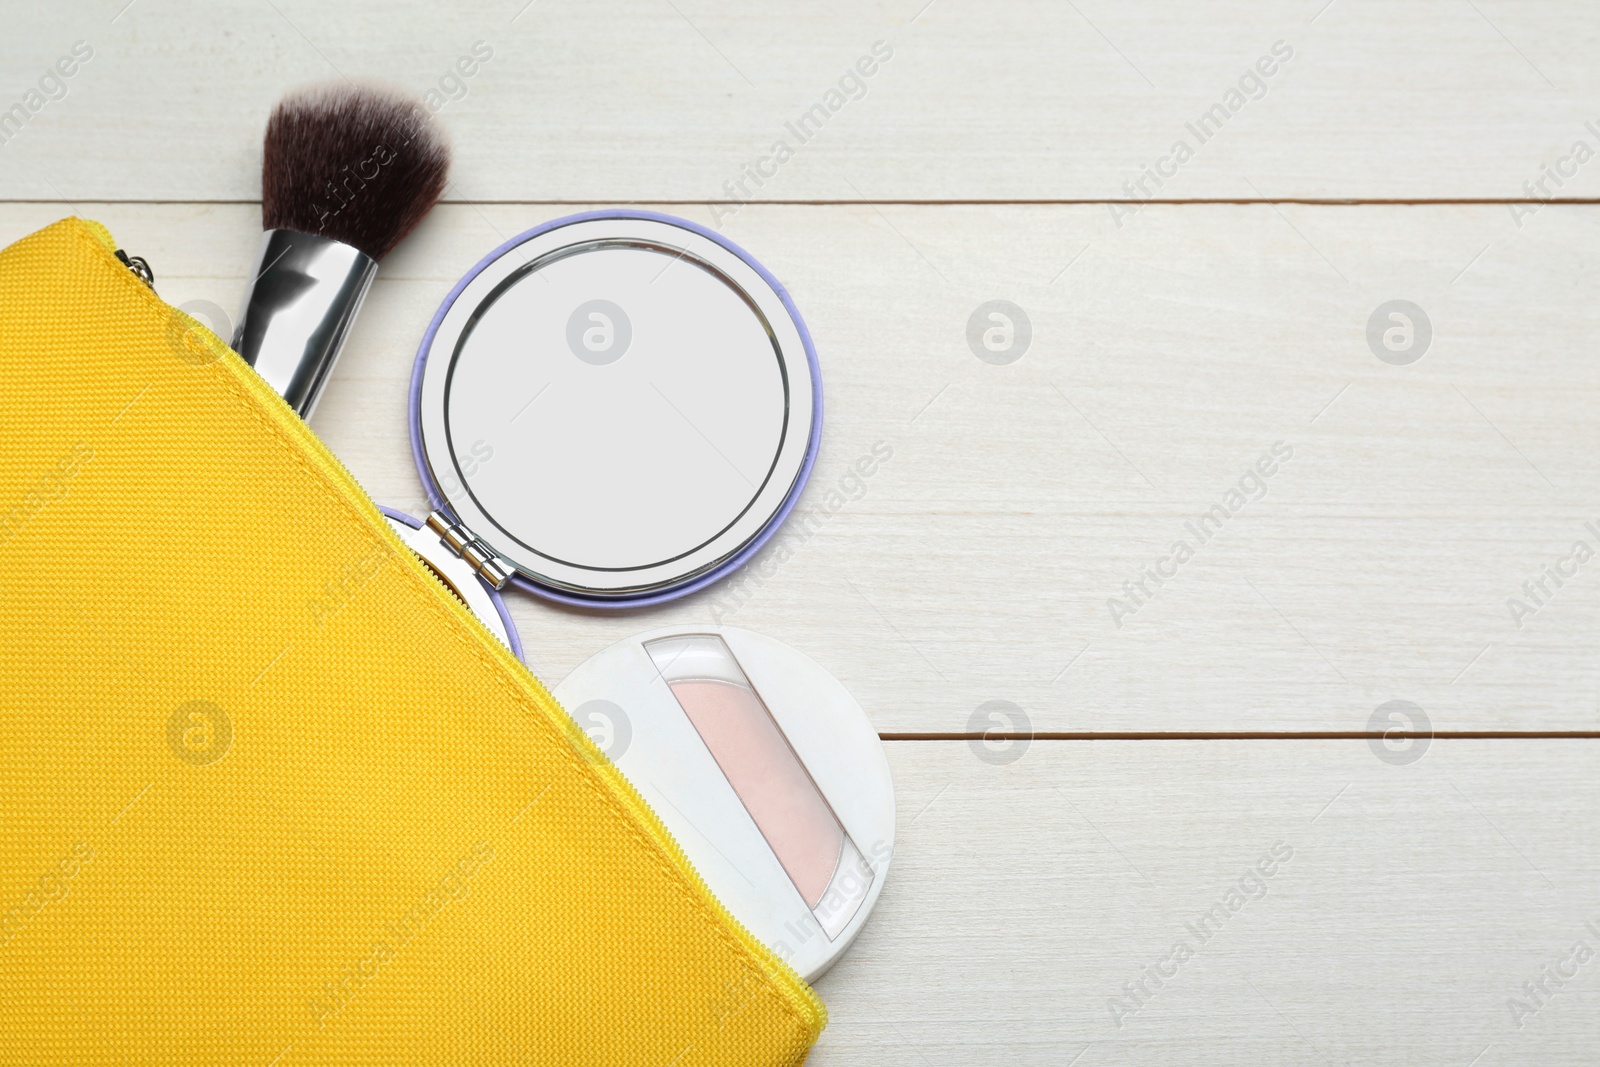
[231,229,378,420]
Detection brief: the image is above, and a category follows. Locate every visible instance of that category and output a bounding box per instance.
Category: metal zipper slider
[115,249,154,288]
[424,511,513,589]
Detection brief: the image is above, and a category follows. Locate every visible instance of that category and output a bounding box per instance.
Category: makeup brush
[232,81,450,419]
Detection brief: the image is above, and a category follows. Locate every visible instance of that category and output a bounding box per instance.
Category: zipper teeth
[403,536,827,1029]
[390,524,827,1028]
[86,221,825,1037]
[527,665,829,1032]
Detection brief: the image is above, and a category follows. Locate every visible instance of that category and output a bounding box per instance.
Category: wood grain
[5,4,1600,1058]
[815,739,1600,1066]
[3,200,1592,734]
[1,1,1598,202]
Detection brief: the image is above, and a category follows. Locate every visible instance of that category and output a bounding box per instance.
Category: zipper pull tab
[114,249,154,289]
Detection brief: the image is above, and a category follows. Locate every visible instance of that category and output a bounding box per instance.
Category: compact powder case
[402,211,822,608]
[554,625,894,981]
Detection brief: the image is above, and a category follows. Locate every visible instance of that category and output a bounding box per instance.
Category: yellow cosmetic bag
[0,218,825,1065]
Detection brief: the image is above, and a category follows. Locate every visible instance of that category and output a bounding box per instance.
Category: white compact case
[554,626,893,981]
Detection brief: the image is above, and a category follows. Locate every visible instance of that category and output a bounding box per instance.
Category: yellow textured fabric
[0,218,825,1065]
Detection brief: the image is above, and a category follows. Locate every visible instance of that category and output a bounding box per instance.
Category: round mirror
[413,214,820,605]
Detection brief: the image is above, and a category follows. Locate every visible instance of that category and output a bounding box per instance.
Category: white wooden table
[6,2,1600,1062]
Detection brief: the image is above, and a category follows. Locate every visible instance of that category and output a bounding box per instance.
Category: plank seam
[880,731,1600,741]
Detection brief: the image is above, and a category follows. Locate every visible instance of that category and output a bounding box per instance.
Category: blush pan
[666,678,843,908]
[647,634,873,938]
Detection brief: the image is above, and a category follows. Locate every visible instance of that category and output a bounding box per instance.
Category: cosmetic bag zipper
[115,247,154,288]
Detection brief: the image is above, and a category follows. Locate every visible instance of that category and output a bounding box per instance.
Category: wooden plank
[813,739,1600,1065]
[1,201,1596,734]
[2,1,1598,201]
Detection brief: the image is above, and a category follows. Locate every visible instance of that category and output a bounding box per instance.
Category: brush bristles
[261,81,450,261]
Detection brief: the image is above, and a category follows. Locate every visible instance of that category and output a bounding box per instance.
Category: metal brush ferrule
[231,229,378,420]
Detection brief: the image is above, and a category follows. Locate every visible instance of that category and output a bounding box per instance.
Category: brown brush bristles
[261,81,450,261]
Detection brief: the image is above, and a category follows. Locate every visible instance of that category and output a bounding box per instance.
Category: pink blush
[667,679,843,908]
